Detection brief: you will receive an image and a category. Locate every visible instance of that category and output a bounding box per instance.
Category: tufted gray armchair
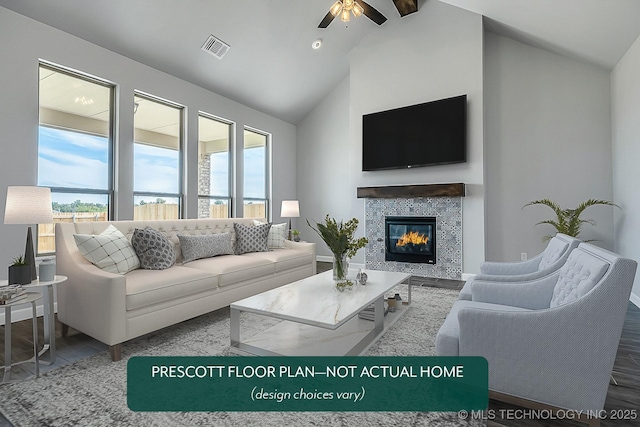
[458,233,581,300]
[436,242,637,415]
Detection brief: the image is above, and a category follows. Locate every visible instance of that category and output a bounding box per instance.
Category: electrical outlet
[520,252,528,261]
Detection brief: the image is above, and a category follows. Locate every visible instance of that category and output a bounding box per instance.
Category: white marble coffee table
[230,269,412,356]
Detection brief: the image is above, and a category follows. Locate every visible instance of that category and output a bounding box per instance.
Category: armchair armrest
[479,254,542,275]
[470,272,559,309]
[472,267,554,283]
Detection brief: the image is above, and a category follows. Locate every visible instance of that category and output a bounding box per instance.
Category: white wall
[484,32,614,261]
[612,34,640,305]
[297,1,484,272]
[296,77,352,254]
[0,7,297,277]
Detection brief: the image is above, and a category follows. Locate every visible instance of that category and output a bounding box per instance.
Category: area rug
[0,286,483,427]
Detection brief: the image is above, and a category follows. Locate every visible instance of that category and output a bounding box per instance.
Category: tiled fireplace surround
[359,184,464,280]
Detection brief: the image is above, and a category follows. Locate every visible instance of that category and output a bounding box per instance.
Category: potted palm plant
[8,254,32,285]
[523,198,619,241]
[307,215,368,291]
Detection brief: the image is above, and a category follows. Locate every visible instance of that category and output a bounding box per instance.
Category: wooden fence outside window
[37,203,266,254]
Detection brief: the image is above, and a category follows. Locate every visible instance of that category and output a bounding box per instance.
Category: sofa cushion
[550,250,608,308]
[255,220,287,249]
[234,222,271,254]
[178,232,234,263]
[436,300,531,356]
[132,227,176,270]
[74,225,140,274]
[244,249,314,273]
[125,266,218,311]
[182,254,275,287]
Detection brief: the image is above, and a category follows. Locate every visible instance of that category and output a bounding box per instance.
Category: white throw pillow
[74,225,140,274]
[254,220,287,249]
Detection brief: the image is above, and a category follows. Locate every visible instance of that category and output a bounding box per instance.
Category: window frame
[242,126,271,221]
[132,91,185,220]
[197,112,234,218]
[37,62,116,255]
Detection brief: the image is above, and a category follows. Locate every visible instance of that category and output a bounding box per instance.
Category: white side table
[1,275,67,365]
[2,292,42,382]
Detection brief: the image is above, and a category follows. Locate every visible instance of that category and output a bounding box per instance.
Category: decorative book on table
[0,285,27,305]
[358,301,389,321]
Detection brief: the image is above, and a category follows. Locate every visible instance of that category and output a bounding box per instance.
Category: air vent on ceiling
[201,35,230,59]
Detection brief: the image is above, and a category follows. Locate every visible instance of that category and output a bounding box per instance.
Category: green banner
[127,356,487,412]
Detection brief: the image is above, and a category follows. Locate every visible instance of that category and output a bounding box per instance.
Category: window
[133,94,183,220]
[243,128,270,219]
[37,64,114,254]
[198,114,232,218]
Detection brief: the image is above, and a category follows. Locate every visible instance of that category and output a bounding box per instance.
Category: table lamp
[280,200,300,240]
[4,186,54,280]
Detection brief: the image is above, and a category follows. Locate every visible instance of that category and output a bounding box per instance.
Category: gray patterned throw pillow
[234,222,271,254]
[178,233,234,264]
[131,227,176,270]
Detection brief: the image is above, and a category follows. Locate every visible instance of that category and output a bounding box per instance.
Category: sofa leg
[61,323,69,337]
[109,344,122,362]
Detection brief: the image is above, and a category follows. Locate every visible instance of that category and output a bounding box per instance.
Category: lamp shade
[280,200,300,218]
[4,186,53,225]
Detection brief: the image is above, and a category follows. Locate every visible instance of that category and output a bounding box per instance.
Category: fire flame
[396,231,429,247]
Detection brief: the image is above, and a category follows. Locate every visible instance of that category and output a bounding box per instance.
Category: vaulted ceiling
[2,0,639,124]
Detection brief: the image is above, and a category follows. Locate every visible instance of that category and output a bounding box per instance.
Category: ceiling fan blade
[318,10,336,28]
[355,0,387,25]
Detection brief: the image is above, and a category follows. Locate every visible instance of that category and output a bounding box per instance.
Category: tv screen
[362,94,467,171]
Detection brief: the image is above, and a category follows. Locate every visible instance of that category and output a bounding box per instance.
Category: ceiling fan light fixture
[329,1,343,16]
[318,0,386,28]
[352,2,364,18]
[340,8,351,22]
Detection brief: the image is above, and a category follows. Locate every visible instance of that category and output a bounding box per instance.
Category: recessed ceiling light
[312,39,322,50]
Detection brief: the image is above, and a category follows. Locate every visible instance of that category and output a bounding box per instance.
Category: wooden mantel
[357,183,465,199]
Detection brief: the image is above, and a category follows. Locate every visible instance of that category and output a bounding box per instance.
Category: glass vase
[332,253,349,282]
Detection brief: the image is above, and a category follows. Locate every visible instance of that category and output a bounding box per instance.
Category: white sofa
[55,218,316,361]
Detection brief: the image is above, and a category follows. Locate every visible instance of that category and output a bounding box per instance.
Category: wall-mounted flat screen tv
[362,94,467,171]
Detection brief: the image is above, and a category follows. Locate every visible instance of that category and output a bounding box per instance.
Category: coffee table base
[230,298,410,357]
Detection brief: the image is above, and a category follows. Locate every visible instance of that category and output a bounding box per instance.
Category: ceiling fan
[318,0,387,28]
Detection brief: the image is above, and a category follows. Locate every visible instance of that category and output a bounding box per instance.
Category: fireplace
[385,216,436,264]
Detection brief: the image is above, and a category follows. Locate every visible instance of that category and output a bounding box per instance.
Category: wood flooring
[1,262,638,427]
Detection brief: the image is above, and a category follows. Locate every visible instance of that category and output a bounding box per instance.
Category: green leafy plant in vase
[523,198,619,241]
[8,254,32,285]
[307,215,368,291]
[292,229,301,242]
